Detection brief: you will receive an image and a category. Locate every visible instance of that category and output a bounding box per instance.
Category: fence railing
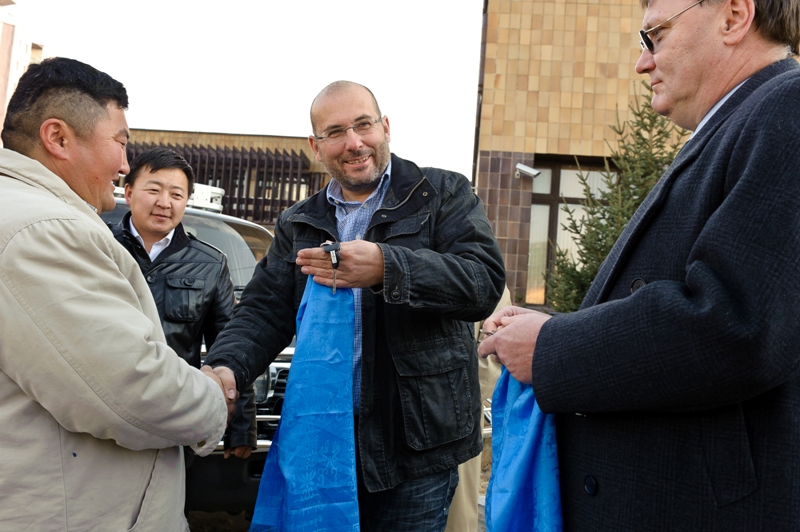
[127,142,325,226]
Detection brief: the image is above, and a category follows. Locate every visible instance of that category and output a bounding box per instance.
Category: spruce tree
[545,82,688,312]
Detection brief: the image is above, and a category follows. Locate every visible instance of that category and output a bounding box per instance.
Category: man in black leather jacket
[204,81,505,531]
[110,148,256,462]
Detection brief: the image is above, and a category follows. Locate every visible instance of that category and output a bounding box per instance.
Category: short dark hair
[125,147,195,194]
[638,0,800,55]
[2,57,129,154]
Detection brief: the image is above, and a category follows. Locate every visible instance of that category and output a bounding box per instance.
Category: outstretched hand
[478,306,551,384]
[200,365,238,422]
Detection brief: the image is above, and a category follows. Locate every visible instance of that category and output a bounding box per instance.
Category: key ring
[321,241,341,293]
[321,242,341,269]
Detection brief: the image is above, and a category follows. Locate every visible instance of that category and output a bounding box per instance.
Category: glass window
[557,205,586,265]
[532,168,552,195]
[559,169,609,198]
[526,204,550,305]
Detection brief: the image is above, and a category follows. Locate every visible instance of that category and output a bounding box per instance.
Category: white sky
[9,0,485,178]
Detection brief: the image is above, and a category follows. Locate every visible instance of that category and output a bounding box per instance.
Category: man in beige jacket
[0,57,230,531]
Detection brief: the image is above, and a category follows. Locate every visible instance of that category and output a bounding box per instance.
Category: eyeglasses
[639,0,704,53]
[314,117,383,143]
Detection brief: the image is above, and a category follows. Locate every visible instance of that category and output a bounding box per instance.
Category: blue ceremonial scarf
[249,277,360,532]
[486,368,562,532]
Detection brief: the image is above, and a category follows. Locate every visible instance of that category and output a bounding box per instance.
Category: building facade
[474,0,647,306]
[0,1,43,140]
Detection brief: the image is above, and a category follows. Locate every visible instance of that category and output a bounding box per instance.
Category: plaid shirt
[326,161,392,412]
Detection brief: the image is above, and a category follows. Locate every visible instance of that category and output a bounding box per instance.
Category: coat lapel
[581,59,799,308]
[581,137,701,306]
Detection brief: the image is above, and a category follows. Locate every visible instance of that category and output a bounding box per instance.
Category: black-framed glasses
[639,0,704,52]
[314,117,383,143]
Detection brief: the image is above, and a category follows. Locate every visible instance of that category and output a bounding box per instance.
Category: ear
[39,118,71,160]
[722,0,755,46]
[382,115,391,143]
[308,135,323,162]
[124,183,133,206]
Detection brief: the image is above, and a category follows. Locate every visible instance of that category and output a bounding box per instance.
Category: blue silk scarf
[486,368,563,532]
[249,277,359,532]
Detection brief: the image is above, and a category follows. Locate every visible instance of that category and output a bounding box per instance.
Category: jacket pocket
[164,276,206,322]
[128,449,187,531]
[392,345,474,451]
[700,404,757,507]
[381,211,430,249]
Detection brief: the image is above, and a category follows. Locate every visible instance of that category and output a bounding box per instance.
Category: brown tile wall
[478,0,643,158]
[477,0,644,305]
[477,150,534,305]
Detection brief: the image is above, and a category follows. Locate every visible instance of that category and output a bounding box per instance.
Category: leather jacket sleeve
[202,254,236,349]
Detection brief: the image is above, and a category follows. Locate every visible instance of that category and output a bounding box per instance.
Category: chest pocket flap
[164,276,206,322]
[380,212,430,249]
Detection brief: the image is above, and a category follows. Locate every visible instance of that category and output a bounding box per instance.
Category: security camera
[515,163,541,179]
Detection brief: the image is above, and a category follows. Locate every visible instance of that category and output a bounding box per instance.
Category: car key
[321,242,341,294]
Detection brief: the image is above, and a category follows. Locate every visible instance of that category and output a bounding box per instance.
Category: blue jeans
[358,466,459,531]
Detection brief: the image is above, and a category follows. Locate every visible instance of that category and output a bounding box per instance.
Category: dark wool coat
[533,58,800,530]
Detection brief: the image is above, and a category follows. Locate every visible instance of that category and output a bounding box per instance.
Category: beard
[324,136,391,195]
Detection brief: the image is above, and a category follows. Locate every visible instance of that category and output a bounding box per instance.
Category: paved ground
[188,511,250,532]
[189,440,491,531]
[189,509,485,532]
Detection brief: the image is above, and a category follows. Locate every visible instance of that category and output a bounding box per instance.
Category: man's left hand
[296,240,384,288]
[224,446,253,459]
[478,309,551,384]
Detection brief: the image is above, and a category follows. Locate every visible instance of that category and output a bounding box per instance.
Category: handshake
[200,364,250,459]
[200,364,239,419]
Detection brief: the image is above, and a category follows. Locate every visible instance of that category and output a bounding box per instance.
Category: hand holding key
[296,240,385,290]
[321,242,341,293]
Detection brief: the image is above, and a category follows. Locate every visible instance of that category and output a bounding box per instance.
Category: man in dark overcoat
[479,0,800,529]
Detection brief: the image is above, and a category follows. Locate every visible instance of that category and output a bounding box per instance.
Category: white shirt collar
[691,78,749,138]
[128,218,175,261]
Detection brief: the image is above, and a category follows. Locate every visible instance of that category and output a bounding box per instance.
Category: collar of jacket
[114,210,191,264]
[688,57,799,146]
[582,57,800,307]
[285,153,437,237]
[0,148,108,230]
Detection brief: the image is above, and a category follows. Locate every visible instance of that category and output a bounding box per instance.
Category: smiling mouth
[345,155,371,165]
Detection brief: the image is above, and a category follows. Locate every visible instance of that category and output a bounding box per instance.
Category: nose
[119,149,130,176]
[343,127,364,151]
[155,191,171,207]
[635,48,654,74]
